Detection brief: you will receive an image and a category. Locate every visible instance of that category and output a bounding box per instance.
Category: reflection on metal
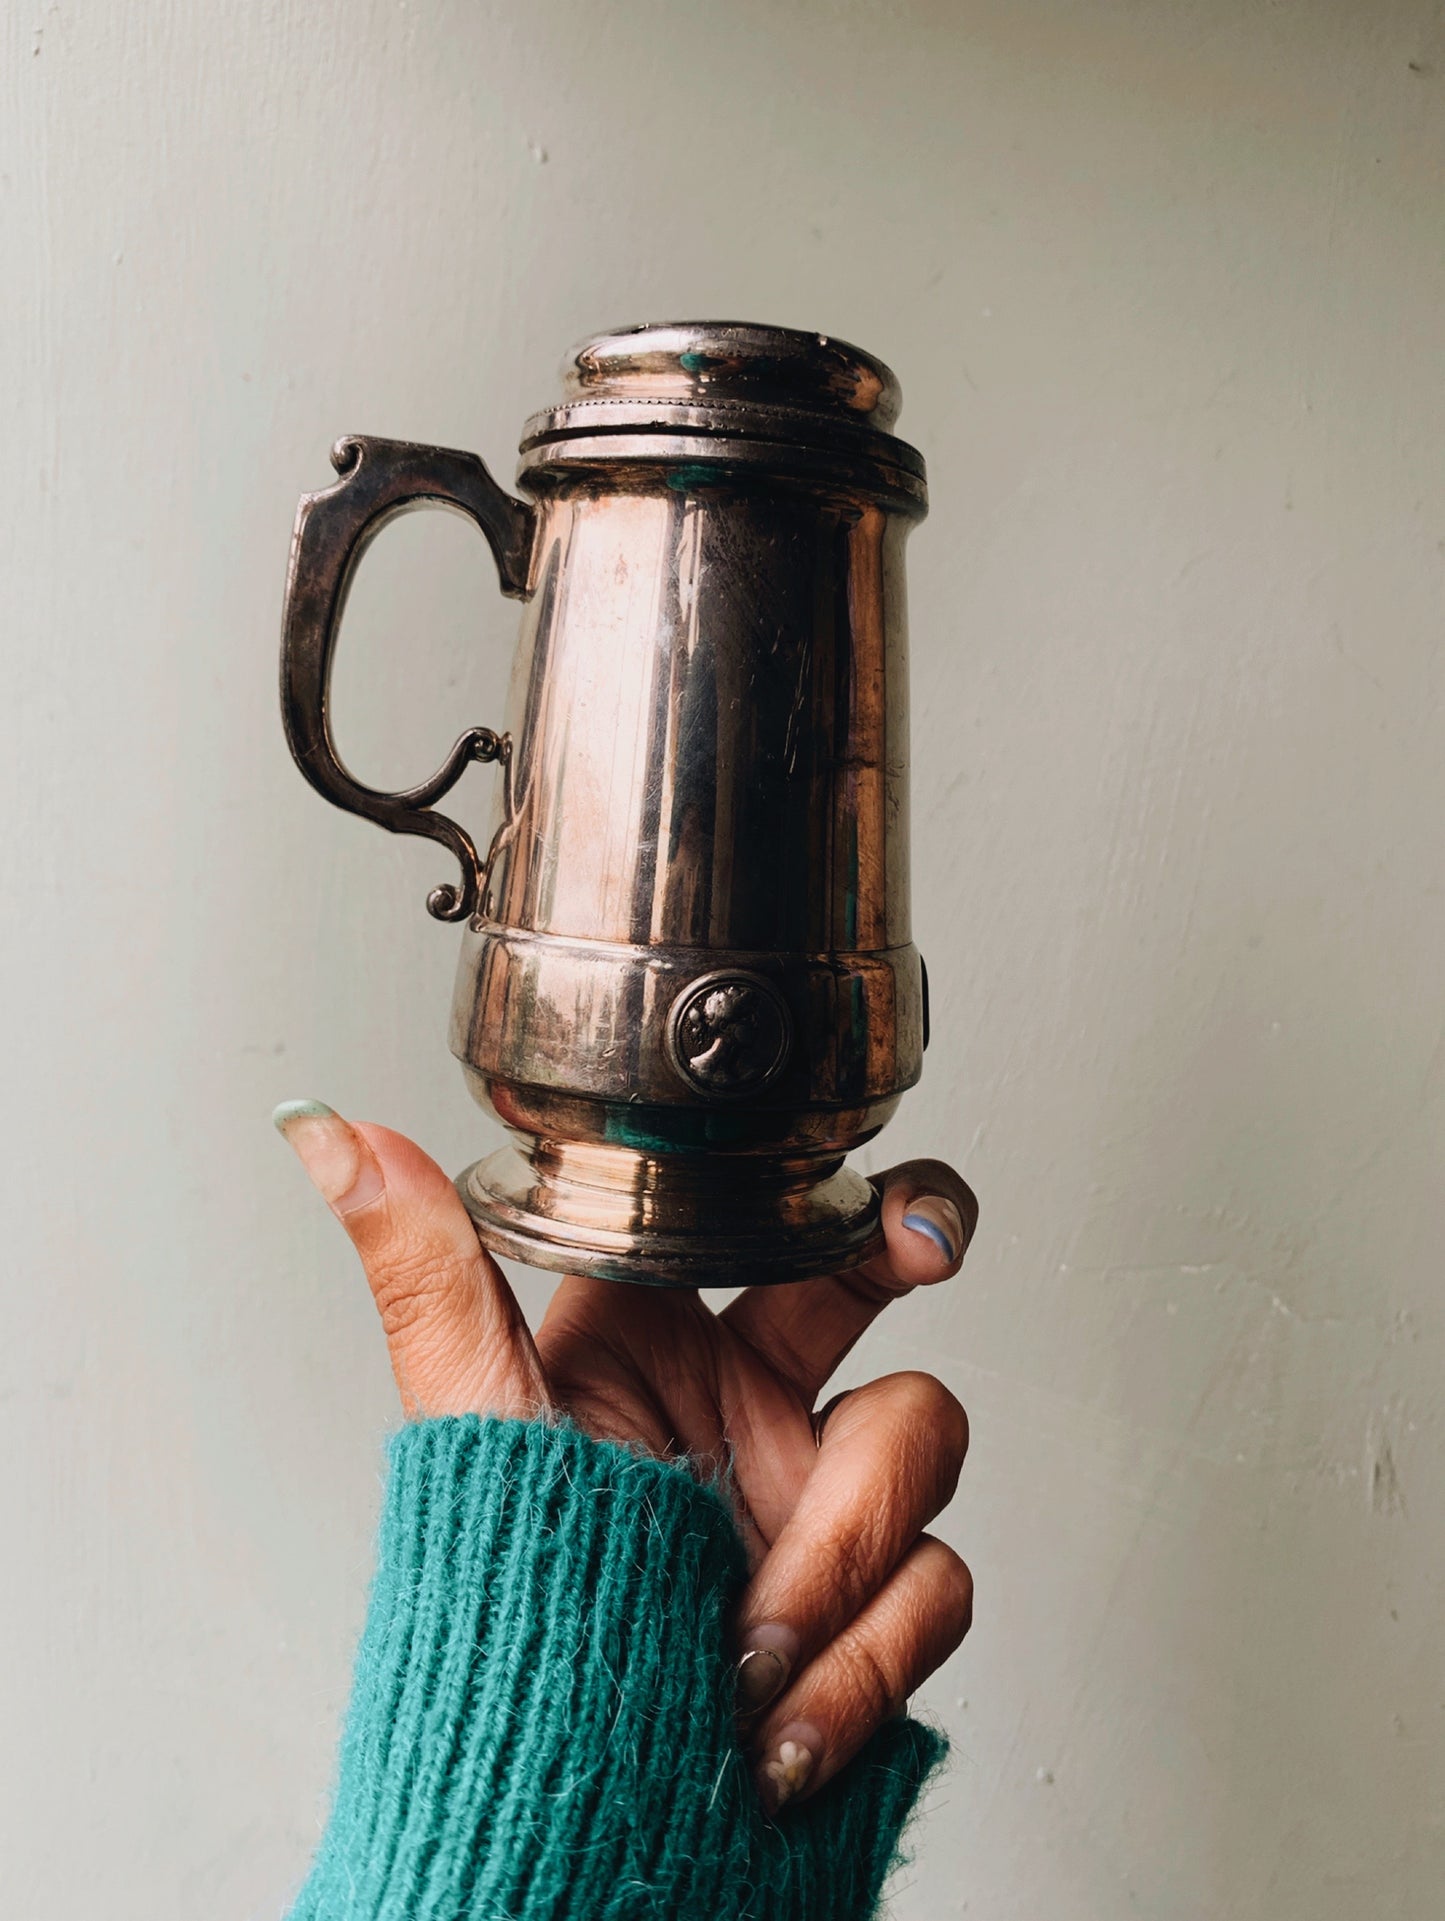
[280,321,930,1286]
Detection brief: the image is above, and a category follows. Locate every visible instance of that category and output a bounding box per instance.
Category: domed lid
[518,320,925,507]
[561,321,903,431]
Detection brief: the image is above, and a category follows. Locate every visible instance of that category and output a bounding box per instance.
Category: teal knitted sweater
[287,1416,945,1919]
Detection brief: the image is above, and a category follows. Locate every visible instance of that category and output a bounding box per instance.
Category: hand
[274,1099,978,1813]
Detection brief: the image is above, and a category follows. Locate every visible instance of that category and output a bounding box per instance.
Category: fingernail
[901,1195,964,1263]
[757,1722,822,1813]
[735,1654,785,1718]
[272,1100,383,1213]
[735,1623,799,1715]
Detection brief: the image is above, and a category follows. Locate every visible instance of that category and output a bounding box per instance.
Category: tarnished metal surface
[279,321,929,1285]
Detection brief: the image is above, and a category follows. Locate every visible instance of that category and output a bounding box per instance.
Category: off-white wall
[5,3,1442,1915]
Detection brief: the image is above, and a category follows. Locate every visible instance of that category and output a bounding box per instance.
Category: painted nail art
[272,1100,382,1212]
[901,1194,964,1263]
[272,1098,338,1130]
[735,1623,799,1716]
[759,1728,818,1811]
[736,1647,790,1715]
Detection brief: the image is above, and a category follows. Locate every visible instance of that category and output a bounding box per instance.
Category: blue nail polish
[272,1098,337,1133]
[902,1207,956,1263]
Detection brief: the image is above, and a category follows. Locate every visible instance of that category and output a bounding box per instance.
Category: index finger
[720,1158,977,1403]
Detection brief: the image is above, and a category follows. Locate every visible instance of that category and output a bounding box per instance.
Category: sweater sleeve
[287,1415,946,1921]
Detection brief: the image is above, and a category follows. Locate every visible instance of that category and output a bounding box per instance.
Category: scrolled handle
[280,434,535,922]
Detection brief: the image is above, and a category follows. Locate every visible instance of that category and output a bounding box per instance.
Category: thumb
[273,1101,550,1422]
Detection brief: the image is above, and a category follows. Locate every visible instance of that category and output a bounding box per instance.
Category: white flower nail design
[762,1737,815,1808]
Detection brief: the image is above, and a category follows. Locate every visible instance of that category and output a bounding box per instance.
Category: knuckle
[825,1506,892,1600]
[367,1238,463,1339]
[891,1371,970,1467]
[834,1630,906,1725]
[920,1536,975,1646]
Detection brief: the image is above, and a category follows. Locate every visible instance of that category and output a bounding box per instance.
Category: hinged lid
[562,321,901,428]
[517,319,926,508]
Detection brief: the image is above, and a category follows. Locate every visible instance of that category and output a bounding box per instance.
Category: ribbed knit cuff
[288,1416,946,1921]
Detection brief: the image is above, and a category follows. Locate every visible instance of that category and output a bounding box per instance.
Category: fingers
[273,1101,550,1421]
[732,1370,968,1713]
[721,1159,977,1402]
[751,1534,972,1812]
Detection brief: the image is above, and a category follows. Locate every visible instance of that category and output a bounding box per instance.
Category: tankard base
[455,1142,884,1289]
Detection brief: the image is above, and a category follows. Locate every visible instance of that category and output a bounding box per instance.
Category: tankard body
[281,322,929,1285]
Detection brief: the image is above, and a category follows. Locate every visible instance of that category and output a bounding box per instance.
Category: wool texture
[287,1415,946,1921]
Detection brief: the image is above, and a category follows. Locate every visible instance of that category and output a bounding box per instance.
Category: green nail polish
[272,1098,337,1133]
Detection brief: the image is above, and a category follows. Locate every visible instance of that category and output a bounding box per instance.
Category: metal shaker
[280,321,928,1286]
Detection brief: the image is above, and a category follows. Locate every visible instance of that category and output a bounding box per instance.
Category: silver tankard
[280,321,929,1286]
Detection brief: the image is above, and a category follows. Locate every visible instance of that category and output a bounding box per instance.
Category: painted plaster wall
[4,3,1442,1915]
